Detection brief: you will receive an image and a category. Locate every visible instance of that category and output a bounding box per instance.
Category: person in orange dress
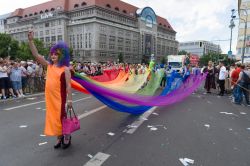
[28,31,73,149]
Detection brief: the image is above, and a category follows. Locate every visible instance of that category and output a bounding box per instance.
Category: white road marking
[107,132,115,136]
[4,97,92,111]
[4,101,45,110]
[83,152,110,166]
[125,107,157,134]
[38,142,47,146]
[19,125,27,128]
[78,105,107,119]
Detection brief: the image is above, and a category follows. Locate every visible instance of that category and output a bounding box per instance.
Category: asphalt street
[0,89,250,166]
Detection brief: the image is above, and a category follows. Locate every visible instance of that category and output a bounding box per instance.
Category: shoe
[62,136,71,149]
[54,136,64,149]
[207,91,211,94]
[232,101,241,105]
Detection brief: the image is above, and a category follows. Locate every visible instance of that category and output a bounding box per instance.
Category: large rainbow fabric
[71,68,206,115]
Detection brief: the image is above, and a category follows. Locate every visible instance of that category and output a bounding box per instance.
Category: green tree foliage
[0,33,49,61]
[118,52,124,63]
[0,33,19,59]
[161,56,166,64]
[178,50,189,55]
[199,52,236,66]
[17,39,49,61]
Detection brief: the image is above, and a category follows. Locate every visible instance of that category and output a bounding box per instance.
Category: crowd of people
[1,56,250,106]
[0,57,44,99]
[202,61,250,106]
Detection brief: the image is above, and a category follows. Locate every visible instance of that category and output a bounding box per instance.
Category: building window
[100,52,107,57]
[106,4,111,8]
[82,2,87,6]
[51,29,55,35]
[89,33,91,48]
[51,8,55,11]
[29,13,33,16]
[51,21,55,27]
[40,11,43,14]
[109,44,115,50]
[123,10,127,14]
[51,36,56,42]
[45,30,49,35]
[24,15,28,17]
[45,9,49,12]
[58,28,62,34]
[34,12,38,15]
[58,35,62,41]
[45,37,50,42]
[115,7,119,11]
[45,22,49,27]
[74,4,79,8]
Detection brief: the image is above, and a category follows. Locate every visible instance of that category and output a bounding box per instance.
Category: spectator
[20,61,28,94]
[235,64,250,106]
[10,62,25,97]
[218,61,227,96]
[0,60,16,99]
[231,63,241,103]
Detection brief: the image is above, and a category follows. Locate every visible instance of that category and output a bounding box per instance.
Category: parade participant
[203,61,216,94]
[28,31,73,149]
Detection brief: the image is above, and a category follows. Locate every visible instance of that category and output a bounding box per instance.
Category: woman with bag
[28,31,73,149]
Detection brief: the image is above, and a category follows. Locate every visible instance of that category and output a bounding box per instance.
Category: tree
[178,50,188,55]
[118,52,124,63]
[16,39,49,61]
[199,52,235,66]
[161,56,166,64]
[0,33,19,59]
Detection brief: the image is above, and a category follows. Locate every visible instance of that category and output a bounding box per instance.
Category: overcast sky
[0,0,238,54]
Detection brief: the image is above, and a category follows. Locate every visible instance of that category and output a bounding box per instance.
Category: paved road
[0,90,250,166]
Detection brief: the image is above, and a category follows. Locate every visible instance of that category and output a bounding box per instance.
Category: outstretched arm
[28,31,49,66]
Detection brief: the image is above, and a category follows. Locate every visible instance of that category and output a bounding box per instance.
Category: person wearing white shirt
[218,61,227,96]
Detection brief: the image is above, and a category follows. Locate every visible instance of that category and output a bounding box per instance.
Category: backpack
[243,71,250,85]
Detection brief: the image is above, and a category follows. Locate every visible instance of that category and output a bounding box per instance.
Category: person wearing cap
[28,31,72,149]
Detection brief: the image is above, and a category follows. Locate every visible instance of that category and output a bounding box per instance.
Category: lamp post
[229,10,236,54]
[7,46,11,57]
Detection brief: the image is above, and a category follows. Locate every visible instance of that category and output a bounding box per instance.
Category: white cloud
[122,0,237,54]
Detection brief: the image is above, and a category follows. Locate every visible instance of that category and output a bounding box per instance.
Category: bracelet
[67,100,72,102]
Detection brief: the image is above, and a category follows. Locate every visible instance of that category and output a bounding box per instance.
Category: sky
[0,0,238,54]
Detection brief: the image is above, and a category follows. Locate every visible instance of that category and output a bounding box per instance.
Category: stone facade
[4,0,178,63]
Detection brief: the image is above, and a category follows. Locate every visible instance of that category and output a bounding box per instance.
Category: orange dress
[44,65,67,136]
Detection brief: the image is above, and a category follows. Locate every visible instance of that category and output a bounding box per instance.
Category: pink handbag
[62,106,80,135]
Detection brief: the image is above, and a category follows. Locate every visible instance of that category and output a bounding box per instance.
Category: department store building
[4,0,178,63]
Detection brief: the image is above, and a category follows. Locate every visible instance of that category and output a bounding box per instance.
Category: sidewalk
[0,92,45,104]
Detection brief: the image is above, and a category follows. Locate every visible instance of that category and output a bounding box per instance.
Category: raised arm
[28,31,49,66]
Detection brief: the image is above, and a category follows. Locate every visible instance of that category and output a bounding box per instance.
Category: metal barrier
[24,76,45,94]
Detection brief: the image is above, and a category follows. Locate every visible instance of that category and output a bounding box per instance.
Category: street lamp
[229,9,235,55]
[232,8,248,64]
[7,46,11,57]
